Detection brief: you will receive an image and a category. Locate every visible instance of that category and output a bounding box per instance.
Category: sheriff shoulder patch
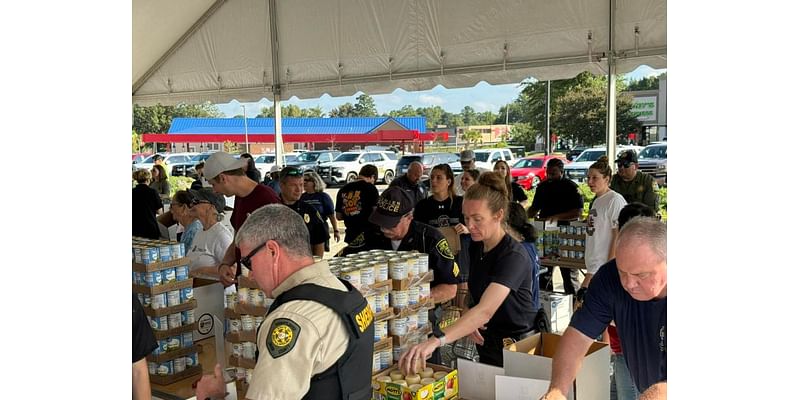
[267,318,301,359]
[436,238,454,260]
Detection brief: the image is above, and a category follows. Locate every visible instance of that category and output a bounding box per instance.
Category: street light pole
[241,105,250,153]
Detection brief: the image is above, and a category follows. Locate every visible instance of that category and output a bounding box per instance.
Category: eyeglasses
[238,242,267,269]
[616,161,633,168]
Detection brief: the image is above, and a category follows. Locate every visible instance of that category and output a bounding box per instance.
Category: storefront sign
[632,96,657,122]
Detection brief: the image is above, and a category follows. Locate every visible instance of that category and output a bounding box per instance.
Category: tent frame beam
[132,0,227,95]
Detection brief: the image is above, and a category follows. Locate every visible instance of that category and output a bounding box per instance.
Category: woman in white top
[582,156,627,288]
[185,188,233,277]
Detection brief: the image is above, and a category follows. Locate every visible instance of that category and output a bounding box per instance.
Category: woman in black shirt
[413,164,467,231]
[399,172,536,371]
[493,159,528,204]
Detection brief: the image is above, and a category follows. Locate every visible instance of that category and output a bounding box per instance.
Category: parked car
[636,142,667,186]
[287,150,342,173]
[253,153,276,177]
[510,154,569,190]
[395,152,463,179]
[133,152,198,172]
[472,148,516,170]
[317,151,397,185]
[563,145,643,183]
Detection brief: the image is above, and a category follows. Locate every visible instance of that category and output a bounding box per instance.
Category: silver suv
[636,142,667,186]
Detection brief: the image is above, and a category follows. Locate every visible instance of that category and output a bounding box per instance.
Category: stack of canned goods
[231,341,258,360]
[227,315,265,334]
[329,253,391,290]
[147,341,199,376]
[136,285,193,311]
[559,225,587,236]
[132,238,187,265]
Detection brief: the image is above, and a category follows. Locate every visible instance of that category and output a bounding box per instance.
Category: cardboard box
[539,291,572,334]
[457,357,551,400]
[503,333,610,400]
[373,363,457,400]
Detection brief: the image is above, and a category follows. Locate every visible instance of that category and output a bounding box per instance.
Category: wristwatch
[433,330,446,347]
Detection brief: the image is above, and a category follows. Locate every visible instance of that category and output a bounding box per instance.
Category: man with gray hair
[196,204,374,400]
[540,217,667,400]
[454,149,491,195]
[388,160,427,206]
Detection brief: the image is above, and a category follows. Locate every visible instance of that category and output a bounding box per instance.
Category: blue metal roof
[168,117,426,135]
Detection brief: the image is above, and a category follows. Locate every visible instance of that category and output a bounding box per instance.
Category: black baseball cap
[616,149,638,164]
[368,187,415,228]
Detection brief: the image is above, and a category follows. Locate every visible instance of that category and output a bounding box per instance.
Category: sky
[217,65,666,118]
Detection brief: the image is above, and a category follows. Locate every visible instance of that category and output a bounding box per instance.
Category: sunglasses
[238,242,267,269]
[616,161,633,168]
[281,169,303,178]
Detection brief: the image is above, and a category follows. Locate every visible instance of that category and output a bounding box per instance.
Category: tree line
[132,74,659,150]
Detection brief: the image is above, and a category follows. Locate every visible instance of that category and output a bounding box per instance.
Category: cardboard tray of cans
[372,363,458,400]
[374,336,393,352]
[392,271,434,291]
[144,298,198,318]
[152,321,199,340]
[540,258,586,269]
[395,297,434,318]
[132,257,191,273]
[147,344,201,364]
[133,279,194,296]
[234,303,268,317]
[237,275,260,289]
[391,325,433,347]
[226,330,258,344]
[235,380,250,398]
[149,364,203,386]
[229,355,257,369]
[374,307,396,323]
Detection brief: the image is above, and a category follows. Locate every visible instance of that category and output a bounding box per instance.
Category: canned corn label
[417,254,429,274]
[232,343,242,357]
[374,320,388,341]
[167,290,181,307]
[243,342,256,359]
[225,292,236,309]
[372,352,381,372]
[151,293,167,310]
[144,247,159,265]
[366,294,377,314]
[134,247,143,263]
[167,336,181,350]
[389,258,407,280]
[158,338,170,353]
[241,315,254,331]
[182,309,195,325]
[145,271,162,287]
[406,313,418,331]
[167,313,182,330]
[408,286,420,305]
[418,308,429,328]
[182,332,193,347]
[185,353,198,367]
[342,268,361,288]
[380,349,391,370]
[374,261,389,281]
[159,245,172,262]
[229,319,242,333]
[150,316,168,331]
[256,290,266,307]
[171,243,183,260]
[161,267,176,284]
[156,361,173,376]
[180,287,193,303]
[360,265,375,286]
[248,289,261,306]
[147,362,156,375]
[419,283,431,299]
[173,356,186,373]
[389,317,408,336]
[175,265,189,281]
[390,290,409,308]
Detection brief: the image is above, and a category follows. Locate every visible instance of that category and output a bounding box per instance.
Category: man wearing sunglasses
[195,205,374,400]
[610,150,660,213]
[278,166,330,257]
[454,149,490,196]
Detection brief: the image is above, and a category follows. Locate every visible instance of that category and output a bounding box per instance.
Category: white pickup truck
[317,151,398,185]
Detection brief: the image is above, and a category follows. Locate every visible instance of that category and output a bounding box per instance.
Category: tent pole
[274,94,284,167]
[268,0,284,167]
[545,80,551,154]
[606,0,617,171]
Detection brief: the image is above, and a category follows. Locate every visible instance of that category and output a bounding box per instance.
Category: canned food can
[341,268,361,288]
[380,349,392,370]
[417,254,429,274]
[182,309,195,325]
[406,313,418,331]
[225,292,237,309]
[408,286,420,306]
[389,317,408,336]
[241,315,254,331]
[237,288,250,304]
[182,332,193,347]
[167,336,181,351]
[419,283,431,300]
[168,313,182,330]
[256,290,266,308]
[561,238,568,246]
[144,271,162,287]
[132,271,140,285]
[236,367,246,380]
[393,346,403,362]
[568,250,575,259]
[373,352,381,372]
[390,290,409,308]
[137,293,146,307]
[254,316,265,331]
[559,226,567,234]
[248,289,261,307]
[175,265,189,281]
[147,362,156,375]
[185,353,198,368]
[389,258,407,280]
[171,243,183,260]
[150,315,168,331]
[382,292,390,310]
[173,356,186,373]
[133,247,143,263]
[406,256,419,277]
[167,290,181,307]
[159,245,172,262]
[180,287,193,303]
[232,343,243,357]
[417,308,429,328]
[560,250,569,258]
[160,267,176,283]
[151,293,167,310]
[143,247,159,265]
[373,261,389,281]
[568,238,575,247]
[242,342,256,359]
[374,320,388,341]
[576,251,584,259]
[365,294,377,314]
[229,318,242,333]
[246,369,254,384]
[156,361,173,376]
[360,264,375,286]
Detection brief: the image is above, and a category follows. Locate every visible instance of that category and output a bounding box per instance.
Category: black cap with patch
[368,187,414,228]
[616,149,638,164]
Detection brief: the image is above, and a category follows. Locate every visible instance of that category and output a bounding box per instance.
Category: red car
[510,154,569,190]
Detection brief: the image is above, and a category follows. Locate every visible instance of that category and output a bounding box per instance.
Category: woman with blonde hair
[300,171,340,249]
[398,172,536,370]
[493,159,527,204]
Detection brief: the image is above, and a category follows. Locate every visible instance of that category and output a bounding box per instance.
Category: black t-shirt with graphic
[335,180,380,249]
[413,196,464,227]
[284,199,330,246]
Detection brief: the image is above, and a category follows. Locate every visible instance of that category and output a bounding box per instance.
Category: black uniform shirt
[530,178,583,219]
[132,184,163,239]
[133,294,157,363]
[335,180,380,247]
[511,182,528,203]
[373,221,460,287]
[284,199,330,246]
[389,175,428,207]
[413,196,464,227]
[468,234,536,336]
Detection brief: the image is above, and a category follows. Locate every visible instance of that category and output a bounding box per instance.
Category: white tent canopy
[133,0,666,106]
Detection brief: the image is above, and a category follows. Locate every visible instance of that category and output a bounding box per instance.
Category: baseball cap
[269,165,281,173]
[460,150,475,162]
[204,152,247,180]
[279,166,303,180]
[615,149,638,164]
[188,188,226,213]
[369,187,415,228]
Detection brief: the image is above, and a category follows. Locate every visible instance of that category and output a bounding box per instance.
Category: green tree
[508,123,538,148]
[551,85,641,146]
[223,140,238,153]
[441,112,465,128]
[353,94,378,117]
[132,130,142,153]
[132,102,223,134]
[416,106,445,129]
[460,106,479,126]
[329,102,356,117]
[388,105,418,118]
[495,99,527,124]
[626,76,660,91]
[462,130,483,148]
[477,111,499,125]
